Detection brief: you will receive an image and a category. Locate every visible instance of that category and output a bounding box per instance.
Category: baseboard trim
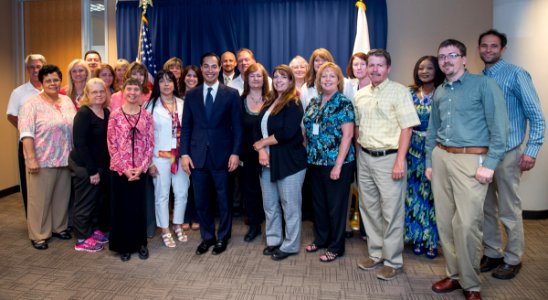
[0,185,20,198]
[523,210,548,220]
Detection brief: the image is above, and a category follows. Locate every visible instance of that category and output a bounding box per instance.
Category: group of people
[6,28,545,300]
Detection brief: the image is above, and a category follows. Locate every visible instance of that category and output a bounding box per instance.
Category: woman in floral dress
[405,56,444,258]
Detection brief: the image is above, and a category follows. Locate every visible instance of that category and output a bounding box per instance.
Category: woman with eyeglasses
[18,64,77,250]
[69,78,111,253]
[107,78,154,262]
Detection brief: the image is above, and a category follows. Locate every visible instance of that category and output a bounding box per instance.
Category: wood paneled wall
[24,0,82,82]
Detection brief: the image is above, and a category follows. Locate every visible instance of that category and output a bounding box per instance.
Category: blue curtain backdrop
[116,0,387,74]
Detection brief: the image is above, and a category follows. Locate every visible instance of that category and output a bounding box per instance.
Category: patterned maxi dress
[404,88,439,250]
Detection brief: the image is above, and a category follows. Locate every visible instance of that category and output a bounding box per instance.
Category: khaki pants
[431,147,488,291]
[26,167,71,241]
[483,147,524,265]
[357,150,405,269]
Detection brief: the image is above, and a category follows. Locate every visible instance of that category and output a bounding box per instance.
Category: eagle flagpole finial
[355,0,366,12]
[139,0,153,14]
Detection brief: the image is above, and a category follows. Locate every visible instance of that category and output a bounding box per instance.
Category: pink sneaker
[92,230,109,245]
[74,237,103,253]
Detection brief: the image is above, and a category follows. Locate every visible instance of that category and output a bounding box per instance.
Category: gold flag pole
[136,0,153,62]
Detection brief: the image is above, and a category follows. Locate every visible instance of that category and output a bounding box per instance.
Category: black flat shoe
[345,231,354,239]
[244,226,261,242]
[263,245,280,256]
[196,239,216,255]
[271,248,297,261]
[120,252,131,262]
[138,245,149,260]
[31,240,48,250]
[52,230,72,240]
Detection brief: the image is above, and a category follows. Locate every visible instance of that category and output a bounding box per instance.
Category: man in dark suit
[219,51,238,85]
[180,52,243,255]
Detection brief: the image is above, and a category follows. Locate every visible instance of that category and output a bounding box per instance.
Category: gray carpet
[1,192,547,299]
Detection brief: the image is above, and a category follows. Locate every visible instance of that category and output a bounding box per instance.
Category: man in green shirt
[425,39,508,300]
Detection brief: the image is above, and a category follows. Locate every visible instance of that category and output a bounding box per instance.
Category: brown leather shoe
[480,255,504,272]
[492,262,521,280]
[463,290,482,300]
[432,277,462,293]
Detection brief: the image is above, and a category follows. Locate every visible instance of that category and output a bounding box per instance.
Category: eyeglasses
[43,78,61,84]
[90,90,106,96]
[438,53,462,61]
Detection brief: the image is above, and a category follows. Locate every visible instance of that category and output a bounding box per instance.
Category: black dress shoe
[492,262,521,280]
[196,239,216,255]
[138,245,149,260]
[271,248,297,261]
[52,230,72,240]
[212,239,228,255]
[31,240,48,250]
[244,226,261,242]
[263,245,280,256]
[480,255,504,272]
[120,252,131,262]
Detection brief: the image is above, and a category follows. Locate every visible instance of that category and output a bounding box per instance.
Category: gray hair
[25,54,47,67]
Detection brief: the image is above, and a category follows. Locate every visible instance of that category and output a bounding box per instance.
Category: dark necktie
[205,87,213,120]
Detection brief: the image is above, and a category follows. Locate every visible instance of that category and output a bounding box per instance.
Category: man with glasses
[180,52,243,256]
[6,54,46,214]
[478,29,545,280]
[426,39,508,300]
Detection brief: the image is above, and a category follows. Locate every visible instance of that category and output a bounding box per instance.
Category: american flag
[138,13,157,80]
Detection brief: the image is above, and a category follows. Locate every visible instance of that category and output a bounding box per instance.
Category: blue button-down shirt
[425,71,508,170]
[483,59,545,158]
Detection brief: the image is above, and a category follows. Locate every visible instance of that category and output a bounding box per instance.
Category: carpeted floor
[0,192,547,299]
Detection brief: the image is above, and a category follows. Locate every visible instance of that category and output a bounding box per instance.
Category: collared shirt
[483,59,545,157]
[303,91,355,166]
[6,81,41,117]
[18,94,76,168]
[354,79,420,150]
[300,78,355,109]
[202,81,220,104]
[223,72,235,85]
[425,71,508,170]
[228,75,244,95]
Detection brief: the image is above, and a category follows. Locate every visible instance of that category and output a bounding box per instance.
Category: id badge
[171,137,177,148]
[312,123,320,135]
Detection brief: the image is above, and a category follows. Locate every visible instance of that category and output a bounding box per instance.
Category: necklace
[419,86,434,100]
[248,94,263,104]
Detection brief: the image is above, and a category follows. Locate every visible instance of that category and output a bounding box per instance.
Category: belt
[361,147,398,157]
[437,144,488,154]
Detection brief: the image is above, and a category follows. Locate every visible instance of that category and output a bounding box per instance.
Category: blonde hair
[315,62,344,94]
[79,78,110,109]
[67,59,91,101]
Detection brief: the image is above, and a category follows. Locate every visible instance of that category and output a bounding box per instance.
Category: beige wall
[386,0,493,85]
[0,0,19,191]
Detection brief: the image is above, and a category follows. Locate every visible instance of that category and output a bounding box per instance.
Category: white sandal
[174,227,188,242]
[162,233,176,248]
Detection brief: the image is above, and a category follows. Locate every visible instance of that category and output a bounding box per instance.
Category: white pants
[152,157,190,228]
